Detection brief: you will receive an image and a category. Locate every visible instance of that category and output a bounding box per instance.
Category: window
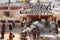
[8,20,13,23]
[15,20,20,23]
[4,11,10,17]
[0,20,6,23]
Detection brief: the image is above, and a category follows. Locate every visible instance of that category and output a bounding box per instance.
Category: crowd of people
[20,0,52,15]
[1,22,15,40]
[0,18,58,40]
[21,18,58,40]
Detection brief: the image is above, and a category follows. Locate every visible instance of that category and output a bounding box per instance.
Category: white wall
[0,0,8,3]
[0,0,17,3]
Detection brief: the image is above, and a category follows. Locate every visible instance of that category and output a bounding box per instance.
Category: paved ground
[0,32,58,40]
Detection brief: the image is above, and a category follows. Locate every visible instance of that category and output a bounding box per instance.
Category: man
[9,33,15,40]
[36,28,40,40]
[1,23,5,39]
[2,23,5,32]
[1,28,5,39]
[9,24,12,32]
[55,24,58,34]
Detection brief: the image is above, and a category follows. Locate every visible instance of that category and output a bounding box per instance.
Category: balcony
[0,2,23,9]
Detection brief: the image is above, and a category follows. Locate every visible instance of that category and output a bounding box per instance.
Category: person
[20,11,22,14]
[36,28,40,40]
[55,24,58,34]
[1,23,5,39]
[2,23,5,32]
[2,23,5,29]
[12,22,15,28]
[9,24,12,31]
[1,27,5,39]
[53,5,55,8]
[32,29,37,40]
[21,32,27,40]
[9,33,15,40]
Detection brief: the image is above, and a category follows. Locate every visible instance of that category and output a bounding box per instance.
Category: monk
[9,33,14,40]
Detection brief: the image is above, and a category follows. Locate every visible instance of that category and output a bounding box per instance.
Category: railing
[0,3,9,7]
[0,2,23,7]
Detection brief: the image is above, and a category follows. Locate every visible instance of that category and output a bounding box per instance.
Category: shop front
[27,15,53,23]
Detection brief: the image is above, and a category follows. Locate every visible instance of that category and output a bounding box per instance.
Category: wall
[0,10,15,17]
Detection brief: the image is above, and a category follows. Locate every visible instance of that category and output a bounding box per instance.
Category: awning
[27,15,53,19]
